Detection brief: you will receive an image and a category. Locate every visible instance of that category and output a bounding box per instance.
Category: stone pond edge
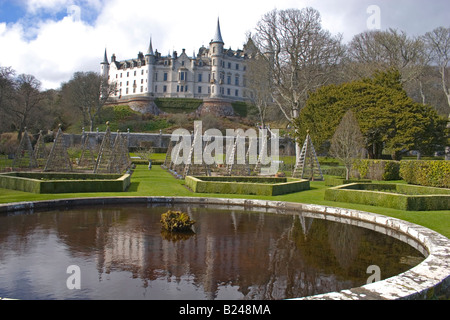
[0,196,449,300]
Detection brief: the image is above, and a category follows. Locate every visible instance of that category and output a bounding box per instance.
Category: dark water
[0,204,425,300]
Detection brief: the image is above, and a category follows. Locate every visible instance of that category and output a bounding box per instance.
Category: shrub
[160,210,196,232]
[400,160,450,188]
[351,159,400,180]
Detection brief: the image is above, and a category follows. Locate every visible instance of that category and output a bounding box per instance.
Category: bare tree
[423,27,450,110]
[423,27,450,160]
[348,29,427,83]
[330,110,365,180]
[244,36,274,128]
[61,72,117,131]
[0,67,16,133]
[253,8,345,158]
[10,74,43,139]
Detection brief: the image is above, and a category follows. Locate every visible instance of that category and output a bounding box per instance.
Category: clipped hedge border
[351,159,400,181]
[325,183,450,211]
[324,176,372,187]
[0,172,131,194]
[185,176,310,196]
[400,160,450,188]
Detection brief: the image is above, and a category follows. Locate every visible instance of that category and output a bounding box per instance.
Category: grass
[0,164,449,238]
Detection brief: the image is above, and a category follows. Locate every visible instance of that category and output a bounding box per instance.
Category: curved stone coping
[0,196,449,300]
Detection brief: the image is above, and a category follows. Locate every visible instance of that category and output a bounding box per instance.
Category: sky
[0,0,449,90]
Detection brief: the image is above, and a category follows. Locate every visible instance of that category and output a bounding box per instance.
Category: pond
[0,203,425,300]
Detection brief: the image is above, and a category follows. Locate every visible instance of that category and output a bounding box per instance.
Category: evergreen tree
[294,69,447,159]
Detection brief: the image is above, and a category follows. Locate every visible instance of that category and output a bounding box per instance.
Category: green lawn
[1,164,449,238]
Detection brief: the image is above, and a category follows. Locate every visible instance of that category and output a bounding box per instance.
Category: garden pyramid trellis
[94,124,131,174]
[94,123,114,173]
[78,132,97,170]
[12,128,37,170]
[33,130,48,168]
[44,125,73,172]
[292,131,323,181]
[109,131,132,174]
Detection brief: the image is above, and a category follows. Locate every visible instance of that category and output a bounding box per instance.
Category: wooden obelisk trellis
[226,134,251,176]
[94,124,113,174]
[78,132,96,170]
[33,130,48,168]
[12,128,37,170]
[292,132,323,181]
[109,131,132,174]
[44,125,73,172]
[183,124,210,178]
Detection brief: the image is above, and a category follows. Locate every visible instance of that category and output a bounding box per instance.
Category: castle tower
[145,37,156,95]
[210,18,224,98]
[100,48,109,78]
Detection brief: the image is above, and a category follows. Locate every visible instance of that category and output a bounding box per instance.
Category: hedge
[351,159,400,181]
[324,176,372,187]
[324,183,450,211]
[185,176,310,196]
[400,160,450,188]
[0,172,131,194]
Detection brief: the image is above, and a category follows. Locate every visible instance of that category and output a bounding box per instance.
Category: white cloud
[1,0,448,90]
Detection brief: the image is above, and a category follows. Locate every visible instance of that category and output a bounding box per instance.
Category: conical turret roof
[211,18,224,44]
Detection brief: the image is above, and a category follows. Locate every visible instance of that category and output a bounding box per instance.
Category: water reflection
[0,204,425,300]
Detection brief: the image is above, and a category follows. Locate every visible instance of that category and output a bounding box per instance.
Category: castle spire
[102,48,109,64]
[211,18,224,44]
[146,37,154,56]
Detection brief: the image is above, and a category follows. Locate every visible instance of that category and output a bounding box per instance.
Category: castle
[101,19,253,116]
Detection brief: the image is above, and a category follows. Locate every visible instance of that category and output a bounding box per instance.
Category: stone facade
[102,19,251,115]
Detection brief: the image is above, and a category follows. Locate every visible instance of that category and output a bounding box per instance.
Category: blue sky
[0,0,449,90]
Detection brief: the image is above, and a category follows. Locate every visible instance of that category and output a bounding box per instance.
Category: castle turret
[101,48,110,78]
[145,37,156,95]
[210,18,224,98]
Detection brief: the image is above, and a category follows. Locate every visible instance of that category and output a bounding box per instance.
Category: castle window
[179,71,187,81]
[163,85,167,93]
[164,73,168,81]
[228,62,231,69]
[127,72,129,77]
[236,64,239,70]
[198,73,202,82]
[154,86,157,92]
[227,75,231,85]
[227,88,231,95]
[155,73,158,81]
[141,86,144,93]
[235,89,239,97]
[198,86,202,94]
[182,61,185,66]
[134,71,136,76]
[235,76,239,86]
[141,70,144,75]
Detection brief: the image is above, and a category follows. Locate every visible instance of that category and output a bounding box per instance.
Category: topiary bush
[160,210,196,233]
